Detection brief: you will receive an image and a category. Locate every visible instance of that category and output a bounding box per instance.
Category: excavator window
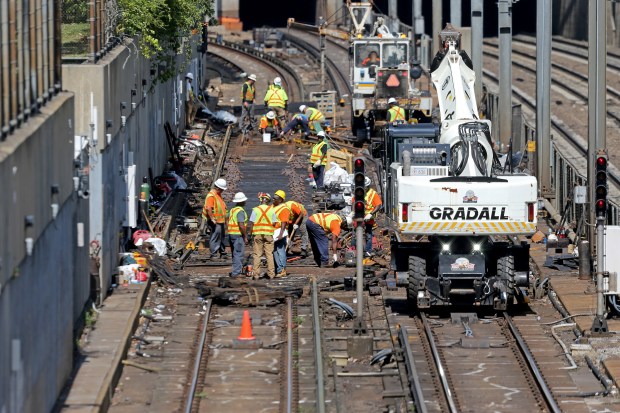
[382,43,407,68]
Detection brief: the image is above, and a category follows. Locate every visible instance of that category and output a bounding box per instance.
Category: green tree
[116,0,213,82]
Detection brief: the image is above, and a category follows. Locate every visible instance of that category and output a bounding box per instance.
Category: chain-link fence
[61,0,118,61]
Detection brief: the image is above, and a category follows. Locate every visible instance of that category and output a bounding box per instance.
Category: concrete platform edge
[94,277,152,412]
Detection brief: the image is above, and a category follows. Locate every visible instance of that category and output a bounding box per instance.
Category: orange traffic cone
[237,310,255,340]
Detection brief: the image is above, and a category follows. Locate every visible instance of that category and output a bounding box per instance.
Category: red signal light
[596,200,606,210]
[354,201,365,212]
[597,156,607,167]
[355,158,364,169]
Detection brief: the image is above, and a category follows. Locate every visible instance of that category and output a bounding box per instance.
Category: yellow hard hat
[274,190,286,200]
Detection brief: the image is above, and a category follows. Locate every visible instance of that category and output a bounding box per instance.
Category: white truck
[384,26,538,310]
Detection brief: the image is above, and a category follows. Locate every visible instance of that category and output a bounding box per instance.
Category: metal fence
[0,0,62,141]
[485,90,619,236]
[61,0,118,61]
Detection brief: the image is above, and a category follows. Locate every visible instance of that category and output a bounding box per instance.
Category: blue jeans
[274,237,287,273]
[282,117,310,135]
[312,165,325,188]
[229,235,245,276]
[307,220,329,266]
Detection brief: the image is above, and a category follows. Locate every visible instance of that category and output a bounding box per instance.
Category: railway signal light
[354,157,366,220]
[595,154,608,218]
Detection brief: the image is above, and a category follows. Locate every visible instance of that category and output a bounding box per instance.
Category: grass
[61,23,89,57]
[84,308,97,328]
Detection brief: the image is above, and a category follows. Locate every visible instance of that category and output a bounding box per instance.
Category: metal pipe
[585,355,612,394]
[547,290,582,338]
[432,0,442,55]
[536,0,552,196]
[593,218,607,332]
[312,279,326,413]
[286,297,293,413]
[497,0,512,152]
[471,0,483,107]
[503,312,562,413]
[579,240,591,280]
[450,0,461,27]
[402,150,411,177]
[356,223,363,319]
[184,299,212,413]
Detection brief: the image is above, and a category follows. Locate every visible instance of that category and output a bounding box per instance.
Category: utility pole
[412,0,424,61]
[471,0,483,107]
[432,0,443,55]
[450,0,462,27]
[536,0,552,197]
[498,0,513,152]
[388,0,398,32]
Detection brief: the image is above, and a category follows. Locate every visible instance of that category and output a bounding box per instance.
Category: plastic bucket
[262,133,271,143]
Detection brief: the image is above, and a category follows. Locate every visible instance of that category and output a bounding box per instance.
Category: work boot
[275,270,287,278]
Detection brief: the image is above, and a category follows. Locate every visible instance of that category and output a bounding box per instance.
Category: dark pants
[312,165,325,188]
[307,220,329,266]
[229,235,245,276]
[351,221,373,253]
[283,117,311,135]
[208,221,226,256]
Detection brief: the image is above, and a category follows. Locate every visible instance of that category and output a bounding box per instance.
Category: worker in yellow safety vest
[228,192,249,277]
[348,177,383,256]
[239,74,257,132]
[309,131,330,188]
[387,97,406,123]
[202,178,228,259]
[300,104,326,133]
[285,199,309,257]
[306,211,351,267]
[264,77,288,126]
[246,192,283,279]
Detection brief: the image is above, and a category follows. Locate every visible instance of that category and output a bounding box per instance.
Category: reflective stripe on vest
[310,141,327,166]
[365,188,379,215]
[310,213,341,234]
[285,201,306,222]
[203,190,226,222]
[272,203,290,228]
[307,107,324,121]
[241,82,255,101]
[266,88,286,108]
[228,206,247,235]
[252,204,275,235]
[388,106,405,121]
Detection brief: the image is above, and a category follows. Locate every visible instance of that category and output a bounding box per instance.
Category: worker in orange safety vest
[202,178,228,259]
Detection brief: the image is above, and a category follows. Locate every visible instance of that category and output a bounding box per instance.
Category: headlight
[442,243,450,252]
[473,243,482,252]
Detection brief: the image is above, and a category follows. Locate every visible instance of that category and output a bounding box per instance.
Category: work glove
[364,213,373,221]
[313,161,321,168]
[293,224,299,230]
[333,253,338,262]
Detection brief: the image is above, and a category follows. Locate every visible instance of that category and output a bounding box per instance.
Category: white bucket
[262,133,271,143]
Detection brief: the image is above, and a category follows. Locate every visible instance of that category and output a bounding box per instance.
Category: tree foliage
[116,0,213,82]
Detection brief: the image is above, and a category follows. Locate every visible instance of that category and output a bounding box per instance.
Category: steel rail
[286,297,294,413]
[184,299,212,413]
[311,279,326,413]
[207,39,304,100]
[502,312,562,413]
[420,313,459,413]
[397,325,428,413]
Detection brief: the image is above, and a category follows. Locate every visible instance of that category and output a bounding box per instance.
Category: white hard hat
[266,111,275,119]
[273,77,282,86]
[299,105,307,112]
[365,177,371,187]
[317,131,326,137]
[186,72,194,80]
[232,192,247,203]
[214,178,227,190]
[248,74,257,81]
[388,97,397,105]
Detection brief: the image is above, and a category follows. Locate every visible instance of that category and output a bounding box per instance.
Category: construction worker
[307,211,351,267]
[259,110,280,136]
[310,131,330,188]
[279,112,311,139]
[202,178,228,259]
[387,97,406,123]
[300,105,326,133]
[285,198,309,257]
[246,193,283,279]
[228,192,249,277]
[264,77,288,126]
[272,190,291,277]
[361,50,380,66]
[239,74,257,132]
[185,72,197,129]
[350,177,383,256]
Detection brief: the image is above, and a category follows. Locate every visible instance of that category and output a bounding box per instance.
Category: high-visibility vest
[264,87,288,108]
[365,188,381,216]
[285,200,307,222]
[310,213,342,234]
[306,107,324,121]
[241,81,255,102]
[259,116,279,129]
[388,105,405,122]
[272,203,291,228]
[202,189,226,223]
[228,206,247,235]
[310,141,328,166]
[251,204,276,235]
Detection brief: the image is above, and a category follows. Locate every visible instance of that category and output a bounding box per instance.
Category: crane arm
[287,18,350,41]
